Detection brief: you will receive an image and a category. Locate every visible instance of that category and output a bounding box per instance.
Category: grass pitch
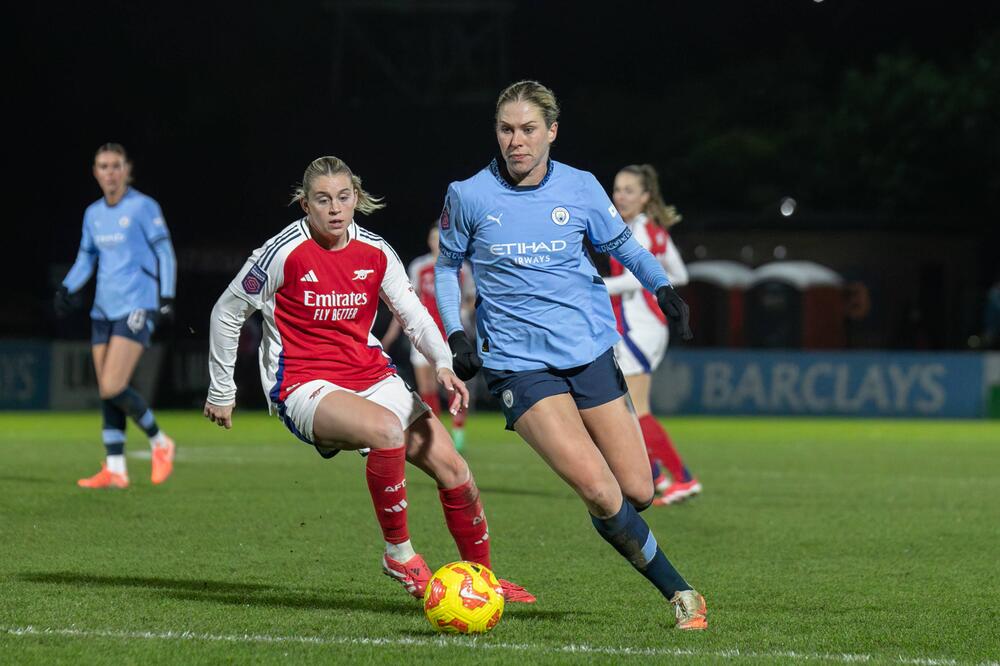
[0,412,997,664]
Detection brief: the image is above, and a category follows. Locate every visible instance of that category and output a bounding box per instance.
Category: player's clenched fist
[203,401,234,429]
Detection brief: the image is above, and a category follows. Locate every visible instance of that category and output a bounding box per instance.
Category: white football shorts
[280,374,430,446]
[614,323,669,377]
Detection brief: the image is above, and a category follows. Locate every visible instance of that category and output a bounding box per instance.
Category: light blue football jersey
[435,159,669,371]
[63,187,176,320]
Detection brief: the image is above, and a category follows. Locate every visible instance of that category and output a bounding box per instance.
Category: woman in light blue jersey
[434,81,708,630]
[55,143,177,489]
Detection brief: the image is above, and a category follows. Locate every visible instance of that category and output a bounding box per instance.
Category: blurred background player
[55,143,177,489]
[381,224,476,450]
[607,164,701,505]
[204,156,532,603]
[435,81,707,630]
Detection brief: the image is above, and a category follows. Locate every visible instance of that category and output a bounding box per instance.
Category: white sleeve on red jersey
[407,254,425,297]
[225,219,308,308]
[376,239,453,371]
[663,236,688,286]
[208,220,309,405]
[207,288,258,406]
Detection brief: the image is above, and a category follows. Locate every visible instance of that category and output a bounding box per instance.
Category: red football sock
[639,414,690,483]
[420,391,441,416]
[365,446,409,544]
[439,478,490,568]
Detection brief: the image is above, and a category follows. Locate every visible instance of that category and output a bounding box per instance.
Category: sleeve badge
[439,202,451,230]
[241,264,267,295]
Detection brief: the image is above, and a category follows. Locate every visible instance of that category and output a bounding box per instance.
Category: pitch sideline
[3,625,995,665]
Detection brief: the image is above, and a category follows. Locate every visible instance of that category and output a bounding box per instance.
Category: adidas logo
[383,499,408,513]
[300,270,319,283]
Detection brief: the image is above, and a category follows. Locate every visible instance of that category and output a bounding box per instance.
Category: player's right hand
[203,401,234,429]
[53,286,80,317]
[447,331,482,380]
[157,297,176,326]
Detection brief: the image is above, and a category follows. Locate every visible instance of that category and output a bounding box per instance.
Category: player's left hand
[656,285,693,340]
[436,367,470,415]
[447,331,482,380]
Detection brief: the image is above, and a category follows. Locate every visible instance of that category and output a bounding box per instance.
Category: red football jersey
[223,220,451,405]
[609,216,669,332]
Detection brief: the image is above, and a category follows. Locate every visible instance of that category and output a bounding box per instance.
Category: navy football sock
[101,399,127,457]
[109,387,160,438]
[591,500,690,600]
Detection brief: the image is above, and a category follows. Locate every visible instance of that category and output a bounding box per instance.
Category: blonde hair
[94,142,133,184]
[291,156,385,215]
[495,80,560,127]
[618,164,682,229]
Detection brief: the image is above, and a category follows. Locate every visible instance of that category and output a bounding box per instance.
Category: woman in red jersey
[608,164,700,505]
[204,156,532,603]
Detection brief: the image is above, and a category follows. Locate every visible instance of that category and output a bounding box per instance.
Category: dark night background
[9,0,1000,354]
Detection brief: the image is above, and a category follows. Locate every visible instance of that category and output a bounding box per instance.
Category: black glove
[157,297,175,327]
[447,331,483,380]
[656,285,693,340]
[54,286,81,318]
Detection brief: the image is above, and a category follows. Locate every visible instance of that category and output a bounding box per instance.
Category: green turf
[0,412,998,664]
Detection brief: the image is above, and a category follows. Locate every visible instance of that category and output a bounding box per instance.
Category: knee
[435,451,469,489]
[367,413,405,450]
[576,478,621,517]
[100,384,128,402]
[627,492,655,513]
[623,477,655,510]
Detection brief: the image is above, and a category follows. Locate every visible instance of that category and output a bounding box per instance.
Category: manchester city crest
[551,207,570,226]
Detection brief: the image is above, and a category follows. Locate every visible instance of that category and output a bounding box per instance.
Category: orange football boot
[77,463,129,489]
[151,437,176,485]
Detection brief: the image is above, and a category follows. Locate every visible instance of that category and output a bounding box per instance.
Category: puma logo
[486,213,503,226]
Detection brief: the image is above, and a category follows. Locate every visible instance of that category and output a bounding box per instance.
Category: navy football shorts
[91,310,155,347]
[481,346,628,430]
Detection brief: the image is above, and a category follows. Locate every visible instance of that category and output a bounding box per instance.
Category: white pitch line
[2,626,996,665]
